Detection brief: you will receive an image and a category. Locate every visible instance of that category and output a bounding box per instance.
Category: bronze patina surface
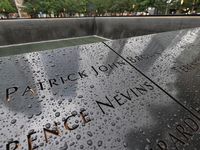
[1,28,200,150]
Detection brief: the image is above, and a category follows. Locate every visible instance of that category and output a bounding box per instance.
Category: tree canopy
[1,0,199,16]
[0,0,16,13]
[22,0,199,16]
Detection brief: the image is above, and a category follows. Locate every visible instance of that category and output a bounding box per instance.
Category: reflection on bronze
[67,73,78,81]
[78,70,88,78]
[96,96,115,114]
[4,62,127,102]
[125,52,161,64]
[190,102,200,114]
[157,140,168,150]
[49,79,59,87]
[108,63,118,69]
[183,118,199,133]
[96,82,154,114]
[1,28,200,149]
[99,65,109,72]
[27,131,38,150]
[169,133,185,150]
[43,122,60,143]
[171,59,200,74]
[60,77,67,84]
[91,66,99,76]
[22,86,35,96]
[157,116,200,149]
[64,114,79,130]
[6,87,18,101]
[38,82,45,90]
[176,125,193,140]
[6,141,20,150]
[80,110,91,124]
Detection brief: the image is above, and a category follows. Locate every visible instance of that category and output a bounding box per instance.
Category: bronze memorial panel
[0,27,200,150]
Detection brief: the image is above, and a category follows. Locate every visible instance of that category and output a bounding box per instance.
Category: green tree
[23,0,41,17]
[167,0,199,14]
[23,0,87,17]
[23,0,66,17]
[110,0,135,15]
[196,0,200,12]
[73,0,87,16]
[153,0,170,14]
[42,0,62,17]
[181,0,198,12]
[22,0,199,17]
[8,0,17,9]
[0,0,16,15]
[84,0,110,16]
[133,0,154,12]
[85,0,96,16]
[132,0,178,15]
[93,0,110,16]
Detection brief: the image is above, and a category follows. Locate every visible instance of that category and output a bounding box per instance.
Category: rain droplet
[55,112,60,117]
[146,138,151,143]
[117,138,121,142]
[41,95,45,99]
[71,111,77,116]
[28,114,33,119]
[58,100,62,105]
[36,111,42,116]
[97,140,103,147]
[111,122,116,126]
[80,145,84,149]
[45,123,51,129]
[20,125,24,129]
[76,134,81,140]
[87,131,93,137]
[123,142,128,147]
[78,95,83,98]
[8,138,13,143]
[70,142,75,146]
[72,124,79,129]
[87,140,93,146]
[11,119,16,124]
[59,142,68,150]
[28,129,35,134]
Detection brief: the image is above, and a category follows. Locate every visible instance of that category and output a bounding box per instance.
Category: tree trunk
[165,3,169,15]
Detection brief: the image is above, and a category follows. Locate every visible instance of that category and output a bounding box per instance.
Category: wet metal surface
[0,28,200,150]
[0,36,108,57]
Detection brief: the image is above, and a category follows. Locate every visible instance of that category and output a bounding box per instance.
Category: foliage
[8,0,17,9]
[181,0,199,12]
[0,0,16,13]
[93,0,110,15]
[22,0,200,17]
[67,0,87,15]
[0,0,199,15]
[23,0,41,16]
[134,0,154,11]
